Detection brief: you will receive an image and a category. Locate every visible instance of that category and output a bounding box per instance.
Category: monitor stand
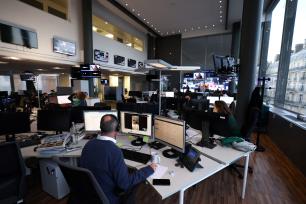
[162,148,180,159]
[198,121,216,149]
[196,139,216,149]
[131,138,146,146]
[148,141,166,150]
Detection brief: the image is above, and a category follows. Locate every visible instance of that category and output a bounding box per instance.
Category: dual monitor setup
[83,110,185,158]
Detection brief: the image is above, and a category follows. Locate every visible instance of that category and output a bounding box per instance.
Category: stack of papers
[149,164,168,179]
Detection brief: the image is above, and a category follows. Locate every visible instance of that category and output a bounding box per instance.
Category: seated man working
[80,114,157,204]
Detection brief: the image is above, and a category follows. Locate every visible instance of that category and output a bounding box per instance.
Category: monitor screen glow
[57,95,71,104]
[120,111,152,137]
[154,116,185,153]
[84,110,117,132]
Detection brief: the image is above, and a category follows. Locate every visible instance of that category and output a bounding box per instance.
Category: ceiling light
[126,43,132,47]
[61,73,65,75]
[212,24,215,27]
[151,25,153,27]
[0,61,8,64]
[219,0,222,3]
[220,5,222,8]
[184,29,187,32]
[178,30,181,33]
[158,30,160,33]
[166,32,169,34]
[132,9,135,12]
[205,25,208,28]
[220,11,223,14]
[147,21,149,24]
[105,21,108,24]
[144,18,146,21]
[105,33,114,39]
[191,27,194,30]
[92,26,98,32]
[220,15,223,18]
[3,56,20,60]
[197,26,200,29]
[53,67,62,70]
[144,59,172,69]
[125,3,128,6]
[137,13,140,16]
[36,69,44,71]
[220,20,223,23]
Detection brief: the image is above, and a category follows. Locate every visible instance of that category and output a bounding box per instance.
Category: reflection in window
[284,0,306,114]
[264,0,286,105]
[20,0,68,20]
[92,15,144,52]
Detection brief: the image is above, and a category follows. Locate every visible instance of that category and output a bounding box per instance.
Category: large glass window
[92,15,144,52]
[284,0,306,114]
[0,76,12,94]
[264,0,286,105]
[20,0,68,20]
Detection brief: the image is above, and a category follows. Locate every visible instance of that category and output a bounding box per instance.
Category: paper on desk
[186,128,200,138]
[149,164,168,179]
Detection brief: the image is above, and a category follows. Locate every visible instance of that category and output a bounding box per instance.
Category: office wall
[0,0,83,64]
[92,1,147,71]
[58,74,70,87]
[182,33,232,69]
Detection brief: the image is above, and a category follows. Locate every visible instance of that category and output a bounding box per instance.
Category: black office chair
[0,142,26,204]
[55,159,110,204]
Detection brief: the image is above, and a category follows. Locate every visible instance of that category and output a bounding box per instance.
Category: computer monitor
[129,91,142,98]
[207,96,219,105]
[57,95,71,104]
[165,92,174,98]
[120,111,152,137]
[0,112,31,140]
[220,96,234,104]
[37,109,71,132]
[154,116,185,157]
[83,110,117,132]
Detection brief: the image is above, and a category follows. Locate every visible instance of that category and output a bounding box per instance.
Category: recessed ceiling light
[191,27,194,30]
[184,29,187,32]
[36,69,44,71]
[144,18,146,21]
[205,25,208,28]
[166,32,169,34]
[220,5,222,8]
[132,9,135,12]
[220,20,223,23]
[125,3,128,6]
[219,0,222,3]
[151,25,153,27]
[126,43,132,47]
[147,21,149,24]
[197,26,200,29]
[53,67,62,70]
[220,15,223,18]
[178,30,181,33]
[158,30,160,33]
[105,21,108,24]
[0,61,8,64]
[154,28,157,30]
[213,24,215,27]
[137,13,140,16]
[61,73,65,75]
[3,56,20,60]
[220,11,223,14]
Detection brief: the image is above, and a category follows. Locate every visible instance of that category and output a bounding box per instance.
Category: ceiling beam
[107,0,161,37]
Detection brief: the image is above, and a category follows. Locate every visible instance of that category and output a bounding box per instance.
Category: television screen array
[71,64,101,79]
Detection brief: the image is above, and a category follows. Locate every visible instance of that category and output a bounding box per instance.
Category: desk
[187,128,252,199]
[21,133,252,204]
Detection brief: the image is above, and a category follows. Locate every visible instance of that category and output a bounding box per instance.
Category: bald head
[100,114,119,135]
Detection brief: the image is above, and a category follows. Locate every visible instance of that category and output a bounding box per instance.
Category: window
[20,0,68,20]
[0,76,11,94]
[284,0,306,114]
[92,15,144,52]
[263,0,286,105]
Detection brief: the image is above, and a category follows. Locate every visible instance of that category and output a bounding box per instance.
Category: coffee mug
[151,152,161,164]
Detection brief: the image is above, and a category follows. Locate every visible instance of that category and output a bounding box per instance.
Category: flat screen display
[120,111,152,137]
[84,110,117,132]
[0,23,38,48]
[114,55,125,66]
[101,79,109,85]
[128,59,136,68]
[94,49,109,62]
[20,73,35,81]
[53,37,76,56]
[193,73,204,80]
[57,95,71,104]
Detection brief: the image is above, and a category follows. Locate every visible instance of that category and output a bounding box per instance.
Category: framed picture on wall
[128,59,136,68]
[114,55,125,66]
[94,49,109,62]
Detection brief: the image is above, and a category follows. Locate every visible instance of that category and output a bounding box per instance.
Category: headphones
[100,114,120,133]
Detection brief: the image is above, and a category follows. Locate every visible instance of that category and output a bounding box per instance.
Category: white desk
[187,128,252,199]
[20,133,252,204]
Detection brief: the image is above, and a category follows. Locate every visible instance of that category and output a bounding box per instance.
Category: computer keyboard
[121,148,151,164]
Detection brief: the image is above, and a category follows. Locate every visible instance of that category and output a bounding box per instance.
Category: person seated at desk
[80,115,157,204]
[182,94,192,109]
[68,92,87,107]
[213,100,240,136]
[150,90,159,104]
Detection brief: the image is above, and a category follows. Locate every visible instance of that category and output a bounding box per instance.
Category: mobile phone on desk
[152,179,170,186]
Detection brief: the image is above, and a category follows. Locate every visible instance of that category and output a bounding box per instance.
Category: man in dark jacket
[80,114,156,204]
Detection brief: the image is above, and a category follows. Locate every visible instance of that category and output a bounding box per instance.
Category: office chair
[126,98,137,103]
[0,142,26,204]
[55,159,110,204]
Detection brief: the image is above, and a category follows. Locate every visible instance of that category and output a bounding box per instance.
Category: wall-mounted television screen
[128,59,136,68]
[20,73,35,81]
[53,37,76,56]
[101,79,109,85]
[114,55,125,66]
[0,23,38,48]
[94,49,109,62]
[193,73,204,80]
